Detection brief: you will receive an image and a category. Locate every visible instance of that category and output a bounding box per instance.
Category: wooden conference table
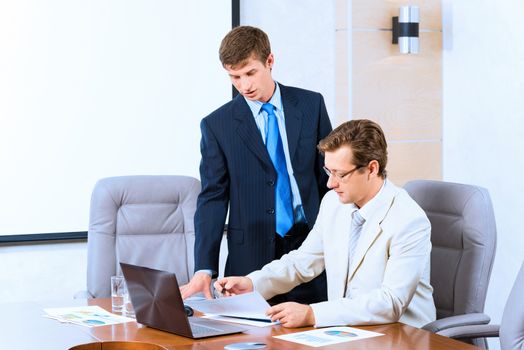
[1,298,481,350]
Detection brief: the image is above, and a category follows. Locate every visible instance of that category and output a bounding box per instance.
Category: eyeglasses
[323,165,363,182]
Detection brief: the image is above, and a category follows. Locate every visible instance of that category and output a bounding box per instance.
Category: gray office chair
[404,180,497,348]
[86,175,200,298]
[438,260,524,350]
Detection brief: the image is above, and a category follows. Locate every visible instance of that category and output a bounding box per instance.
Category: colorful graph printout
[43,306,135,327]
[274,326,383,347]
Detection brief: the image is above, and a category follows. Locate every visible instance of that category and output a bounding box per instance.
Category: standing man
[180,26,332,303]
[215,119,436,328]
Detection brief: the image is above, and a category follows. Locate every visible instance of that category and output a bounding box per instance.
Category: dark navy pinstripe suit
[194,83,332,303]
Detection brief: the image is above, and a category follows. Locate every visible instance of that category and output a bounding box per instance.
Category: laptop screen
[120,262,246,339]
[120,262,193,337]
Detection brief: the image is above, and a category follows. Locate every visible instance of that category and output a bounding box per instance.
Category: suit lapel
[347,221,383,282]
[280,84,303,161]
[233,96,273,168]
[346,182,397,281]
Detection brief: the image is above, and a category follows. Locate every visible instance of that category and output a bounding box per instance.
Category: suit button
[267,180,275,186]
[267,208,275,214]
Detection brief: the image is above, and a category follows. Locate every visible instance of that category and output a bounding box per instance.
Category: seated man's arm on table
[213,210,327,328]
[246,212,326,300]
[214,275,316,328]
[246,211,327,328]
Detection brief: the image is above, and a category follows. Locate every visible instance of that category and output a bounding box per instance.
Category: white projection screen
[0,1,232,236]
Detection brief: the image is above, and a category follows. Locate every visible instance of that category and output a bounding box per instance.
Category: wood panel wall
[336,0,442,185]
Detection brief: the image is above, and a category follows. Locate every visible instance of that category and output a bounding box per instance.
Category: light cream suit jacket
[248,180,436,327]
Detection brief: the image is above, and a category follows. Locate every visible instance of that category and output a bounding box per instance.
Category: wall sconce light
[392,5,419,54]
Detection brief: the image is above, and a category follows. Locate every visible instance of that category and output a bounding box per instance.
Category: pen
[219,315,273,323]
[212,286,230,299]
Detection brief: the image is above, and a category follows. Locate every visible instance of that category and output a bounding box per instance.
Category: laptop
[120,262,246,338]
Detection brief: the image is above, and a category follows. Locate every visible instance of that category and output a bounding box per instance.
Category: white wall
[0,0,231,236]
[442,1,524,348]
[240,0,336,119]
[0,242,87,302]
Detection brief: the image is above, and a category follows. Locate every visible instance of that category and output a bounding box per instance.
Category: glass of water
[111,275,126,313]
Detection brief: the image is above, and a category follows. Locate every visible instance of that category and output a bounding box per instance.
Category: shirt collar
[244,81,282,117]
[351,179,387,222]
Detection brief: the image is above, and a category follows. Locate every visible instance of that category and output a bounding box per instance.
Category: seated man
[215,119,436,328]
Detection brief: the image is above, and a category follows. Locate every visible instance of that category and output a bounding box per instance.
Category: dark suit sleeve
[193,118,229,276]
[316,94,332,199]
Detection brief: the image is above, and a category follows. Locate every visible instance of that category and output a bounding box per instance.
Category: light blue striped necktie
[261,102,294,237]
[349,210,365,266]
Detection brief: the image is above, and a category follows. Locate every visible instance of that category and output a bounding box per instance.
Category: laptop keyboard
[190,323,220,336]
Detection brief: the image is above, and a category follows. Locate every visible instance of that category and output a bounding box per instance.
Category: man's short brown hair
[219,26,271,67]
[318,119,388,178]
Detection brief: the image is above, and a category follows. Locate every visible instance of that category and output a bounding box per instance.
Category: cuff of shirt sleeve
[195,269,216,278]
[247,271,277,300]
[310,301,333,328]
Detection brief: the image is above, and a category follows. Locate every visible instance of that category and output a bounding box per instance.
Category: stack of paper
[43,306,135,327]
[185,292,278,327]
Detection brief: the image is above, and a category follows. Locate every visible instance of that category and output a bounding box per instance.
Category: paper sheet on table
[185,291,271,321]
[273,326,383,347]
[43,306,135,327]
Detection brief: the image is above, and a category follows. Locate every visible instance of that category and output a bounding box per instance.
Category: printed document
[274,326,383,347]
[44,305,135,327]
[185,291,271,321]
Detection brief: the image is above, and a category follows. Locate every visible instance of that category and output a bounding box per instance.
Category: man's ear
[266,53,274,68]
[369,160,380,176]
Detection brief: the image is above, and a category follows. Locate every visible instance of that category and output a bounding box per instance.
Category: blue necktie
[262,103,294,237]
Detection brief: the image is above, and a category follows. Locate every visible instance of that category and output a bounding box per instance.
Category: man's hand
[213,276,253,296]
[180,272,213,299]
[266,302,315,328]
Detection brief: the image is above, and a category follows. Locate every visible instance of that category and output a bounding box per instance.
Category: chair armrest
[437,324,500,339]
[422,313,491,332]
